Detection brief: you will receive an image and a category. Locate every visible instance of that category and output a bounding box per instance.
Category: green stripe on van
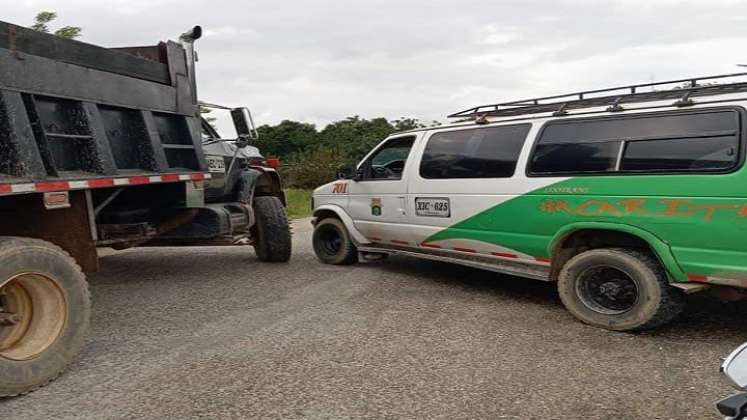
[425,174,747,281]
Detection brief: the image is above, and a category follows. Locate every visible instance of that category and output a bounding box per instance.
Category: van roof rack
[448,72,747,119]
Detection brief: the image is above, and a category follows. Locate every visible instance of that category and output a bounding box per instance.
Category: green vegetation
[284,189,313,219]
[31,11,82,39]
[263,116,440,189]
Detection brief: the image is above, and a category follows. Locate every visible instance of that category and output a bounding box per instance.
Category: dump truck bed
[0,20,209,196]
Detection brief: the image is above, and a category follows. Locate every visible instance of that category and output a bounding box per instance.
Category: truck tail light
[265,158,279,169]
[43,191,70,209]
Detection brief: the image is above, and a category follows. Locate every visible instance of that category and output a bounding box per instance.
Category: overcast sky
[4,0,747,133]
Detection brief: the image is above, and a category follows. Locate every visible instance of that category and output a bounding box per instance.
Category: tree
[54,26,82,40]
[254,115,441,188]
[30,11,56,33]
[318,116,398,160]
[31,11,82,40]
[255,120,318,158]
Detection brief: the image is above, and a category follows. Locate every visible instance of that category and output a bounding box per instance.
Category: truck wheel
[557,247,684,331]
[0,237,90,397]
[312,218,358,265]
[252,196,292,262]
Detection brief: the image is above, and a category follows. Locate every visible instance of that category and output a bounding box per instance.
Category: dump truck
[0,21,291,396]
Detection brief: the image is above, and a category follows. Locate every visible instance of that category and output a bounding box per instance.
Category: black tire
[312,218,358,265]
[0,237,90,397]
[252,196,292,262]
[557,247,684,331]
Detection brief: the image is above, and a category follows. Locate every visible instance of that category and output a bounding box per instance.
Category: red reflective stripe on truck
[35,181,70,192]
[0,173,211,196]
[128,176,150,185]
[87,178,115,188]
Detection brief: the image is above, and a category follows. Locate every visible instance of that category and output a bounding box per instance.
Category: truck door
[347,135,418,245]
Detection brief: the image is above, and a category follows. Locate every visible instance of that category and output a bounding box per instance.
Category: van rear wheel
[557,247,684,331]
[312,218,358,265]
[0,237,90,397]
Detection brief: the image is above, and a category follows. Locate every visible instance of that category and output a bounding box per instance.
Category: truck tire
[557,247,684,331]
[0,237,90,397]
[312,218,358,265]
[252,196,292,262]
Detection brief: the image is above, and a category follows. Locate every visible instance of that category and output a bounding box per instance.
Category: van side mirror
[337,164,359,181]
[231,107,258,140]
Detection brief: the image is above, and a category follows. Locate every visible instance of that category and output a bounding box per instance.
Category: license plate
[415,197,450,218]
[206,156,226,173]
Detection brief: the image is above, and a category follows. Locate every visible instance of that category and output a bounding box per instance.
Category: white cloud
[3,0,747,133]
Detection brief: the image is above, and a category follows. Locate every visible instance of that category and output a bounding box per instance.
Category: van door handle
[396,196,406,215]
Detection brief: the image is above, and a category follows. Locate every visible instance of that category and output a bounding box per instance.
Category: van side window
[360,136,415,180]
[529,110,741,175]
[419,124,530,179]
[621,136,736,171]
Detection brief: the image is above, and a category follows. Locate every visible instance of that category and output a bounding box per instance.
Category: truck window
[529,109,740,175]
[419,124,530,179]
[361,136,415,180]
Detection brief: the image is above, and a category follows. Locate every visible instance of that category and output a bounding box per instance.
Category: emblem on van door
[371,198,382,216]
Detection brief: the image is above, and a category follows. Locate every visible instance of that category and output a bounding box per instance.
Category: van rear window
[420,124,530,179]
[529,109,741,175]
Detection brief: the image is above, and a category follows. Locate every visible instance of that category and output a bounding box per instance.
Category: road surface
[2,219,746,419]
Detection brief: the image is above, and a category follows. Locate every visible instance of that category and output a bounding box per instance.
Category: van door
[406,124,537,259]
[347,135,418,245]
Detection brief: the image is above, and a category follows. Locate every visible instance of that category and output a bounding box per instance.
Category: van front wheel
[312,218,358,265]
[557,248,684,331]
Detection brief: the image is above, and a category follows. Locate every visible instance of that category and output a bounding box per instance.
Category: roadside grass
[285,189,313,219]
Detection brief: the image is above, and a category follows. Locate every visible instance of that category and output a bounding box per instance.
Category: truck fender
[548,221,687,282]
[312,204,370,245]
[242,167,286,206]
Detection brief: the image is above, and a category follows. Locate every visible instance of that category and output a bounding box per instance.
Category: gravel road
[2,218,747,420]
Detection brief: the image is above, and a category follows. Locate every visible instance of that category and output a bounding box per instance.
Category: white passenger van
[311,73,747,331]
